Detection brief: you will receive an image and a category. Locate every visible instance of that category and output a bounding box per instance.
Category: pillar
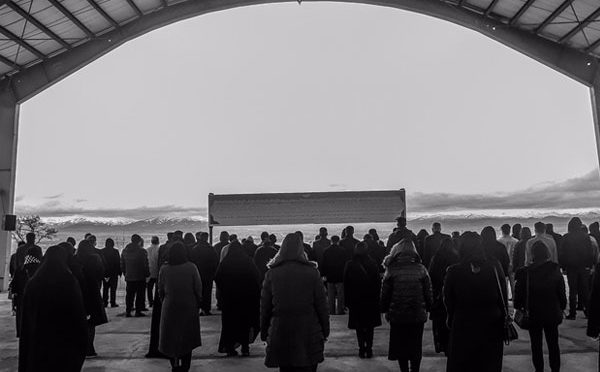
[0,87,19,291]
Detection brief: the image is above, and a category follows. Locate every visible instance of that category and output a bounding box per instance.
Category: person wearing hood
[481,226,510,278]
[18,245,88,372]
[101,238,121,308]
[190,232,219,316]
[121,234,150,317]
[11,245,43,337]
[343,241,382,358]
[422,222,450,269]
[444,232,506,372]
[320,235,347,315]
[514,241,566,372]
[559,217,595,319]
[214,240,261,356]
[428,237,459,355]
[381,239,432,372]
[260,233,330,372]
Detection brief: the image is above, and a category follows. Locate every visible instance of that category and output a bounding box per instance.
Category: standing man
[146,236,160,308]
[386,217,417,250]
[312,227,331,269]
[320,235,346,315]
[191,232,219,315]
[498,224,519,297]
[101,238,121,308]
[340,226,360,263]
[526,222,558,264]
[120,234,150,317]
[422,222,450,269]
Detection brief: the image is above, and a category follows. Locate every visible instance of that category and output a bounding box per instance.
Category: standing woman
[19,245,88,372]
[11,245,42,338]
[76,239,108,358]
[444,231,506,372]
[381,239,432,372]
[158,242,202,372]
[261,233,330,372]
[343,241,382,358]
[215,240,261,356]
[428,237,459,355]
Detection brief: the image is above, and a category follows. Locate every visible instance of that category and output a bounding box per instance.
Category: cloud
[44,193,64,200]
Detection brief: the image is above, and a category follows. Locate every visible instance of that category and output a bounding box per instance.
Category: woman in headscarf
[215,240,261,356]
[76,239,108,358]
[158,242,202,372]
[481,226,510,278]
[343,241,381,358]
[381,239,432,372]
[444,232,507,372]
[12,245,42,337]
[428,237,459,355]
[261,233,329,372]
[18,245,88,372]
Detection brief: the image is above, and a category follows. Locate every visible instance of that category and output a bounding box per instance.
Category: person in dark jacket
[76,239,108,357]
[590,222,600,256]
[514,241,566,372]
[422,222,450,269]
[158,242,203,372]
[428,237,458,355]
[243,236,259,258]
[312,227,331,269]
[214,231,230,259]
[444,231,506,372]
[296,231,317,262]
[381,239,432,372]
[512,227,532,275]
[415,229,429,262]
[559,217,595,319]
[215,240,261,356]
[546,223,562,250]
[121,234,150,317]
[18,245,88,372]
[340,226,360,262]
[14,233,41,272]
[481,226,510,278]
[586,260,600,371]
[320,235,347,315]
[11,245,42,337]
[512,224,522,241]
[190,232,219,315]
[101,238,121,307]
[343,241,382,358]
[183,233,196,259]
[364,233,387,272]
[254,239,279,285]
[386,217,417,250]
[261,233,330,371]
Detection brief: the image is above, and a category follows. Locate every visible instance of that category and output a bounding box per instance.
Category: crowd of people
[7,216,600,372]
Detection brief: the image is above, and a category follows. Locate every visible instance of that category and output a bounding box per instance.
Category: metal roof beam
[46,0,94,39]
[6,1,71,50]
[535,0,575,35]
[484,0,500,17]
[559,6,600,44]
[125,0,143,17]
[509,0,536,26]
[0,25,44,60]
[0,53,21,70]
[85,0,119,28]
[160,0,168,8]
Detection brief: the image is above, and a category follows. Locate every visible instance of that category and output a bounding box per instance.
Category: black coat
[365,239,387,271]
[343,255,382,329]
[190,241,219,285]
[75,249,108,326]
[339,237,359,262]
[428,246,458,322]
[511,239,529,274]
[243,241,259,258]
[587,263,600,338]
[254,246,278,284]
[386,227,417,250]
[101,246,121,277]
[560,231,595,270]
[320,243,347,283]
[482,241,510,278]
[422,232,450,269]
[121,243,150,282]
[514,261,566,326]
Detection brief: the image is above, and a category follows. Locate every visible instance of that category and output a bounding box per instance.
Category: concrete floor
[1,290,599,372]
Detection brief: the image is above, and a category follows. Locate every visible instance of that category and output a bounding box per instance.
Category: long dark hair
[168,242,188,266]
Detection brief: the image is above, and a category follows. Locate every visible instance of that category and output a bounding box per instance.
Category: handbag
[493,266,518,345]
[514,270,530,330]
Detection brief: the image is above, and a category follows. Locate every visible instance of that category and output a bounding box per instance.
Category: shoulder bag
[493,265,519,344]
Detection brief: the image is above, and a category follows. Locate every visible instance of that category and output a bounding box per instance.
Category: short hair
[151,236,159,245]
[501,224,511,235]
[363,233,373,241]
[319,227,327,235]
[345,225,354,234]
[395,216,407,227]
[131,234,142,244]
[26,232,36,244]
[174,230,184,238]
[261,231,269,240]
[331,235,340,243]
[84,233,92,240]
[269,234,277,242]
[229,234,238,242]
[105,238,114,248]
[66,237,76,246]
[534,222,546,234]
[199,232,209,240]
[432,222,441,231]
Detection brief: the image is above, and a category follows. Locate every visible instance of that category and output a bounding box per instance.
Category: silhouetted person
[428,237,458,355]
[11,245,42,337]
[296,231,316,261]
[312,227,331,269]
[18,246,88,372]
[415,229,429,261]
[368,228,386,250]
[422,222,449,269]
[259,231,270,247]
[15,233,40,272]
[364,233,387,271]
[214,231,230,259]
[254,239,278,285]
[340,226,360,262]
[147,236,160,307]
[66,236,77,248]
[387,217,417,250]
[101,238,121,308]
[514,242,566,372]
[321,235,346,315]
[147,233,173,359]
[242,236,259,258]
[121,234,150,317]
[270,234,281,250]
[512,227,532,275]
[219,234,239,261]
[190,232,219,315]
[512,223,522,241]
[546,223,562,249]
[261,233,330,372]
[215,240,261,356]
[481,226,510,278]
[158,242,202,372]
[444,232,506,372]
[498,224,519,297]
[381,239,432,372]
[526,222,558,264]
[343,241,381,358]
[183,233,196,260]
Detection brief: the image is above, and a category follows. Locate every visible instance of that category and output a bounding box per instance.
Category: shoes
[566,313,576,320]
[110,304,119,308]
[125,312,132,318]
[85,353,98,359]
[359,349,366,359]
[145,352,167,359]
[365,349,373,359]
[141,307,150,312]
[226,350,239,357]
[135,312,146,317]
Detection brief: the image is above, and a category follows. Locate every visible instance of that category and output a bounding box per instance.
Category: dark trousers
[529,324,560,372]
[147,278,156,306]
[169,352,192,372]
[201,277,213,313]
[356,327,374,352]
[390,322,424,372]
[87,322,96,355]
[279,365,318,372]
[102,275,118,306]
[567,268,590,314]
[148,291,163,356]
[125,280,146,313]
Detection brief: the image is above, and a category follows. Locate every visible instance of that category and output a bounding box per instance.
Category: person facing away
[386,217,417,250]
[158,242,202,372]
[443,231,506,372]
[512,227,532,275]
[583,224,600,265]
[147,236,161,308]
[190,232,219,316]
[18,245,88,372]
[422,222,450,269]
[270,234,281,250]
[428,237,459,355]
[526,222,558,265]
[512,224,522,241]
[415,229,429,262]
[343,241,382,359]
[514,241,566,372]
[545,223,563,249]
[498,223,519,298]
[121,234,150,317]
[480,226,510,278]
[381,238,432,372]
[101,238,121,308]
[14,233,40,272]
[254,239,279,285]
[340,226,360,262]
[312,227,331,268]
[369,228,386,249]
[11,244,42,338]
[183,233,196,260]
[213,231,230,258]
[260,233,330,372]
[243,236,259,258]
[559,217,595,319]
[214,240,261,357]
[320,235,347,315]
[296,231,317,262]
[364,233,387,272]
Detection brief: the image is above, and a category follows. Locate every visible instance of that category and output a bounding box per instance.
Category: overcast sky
[13,2,600,218]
